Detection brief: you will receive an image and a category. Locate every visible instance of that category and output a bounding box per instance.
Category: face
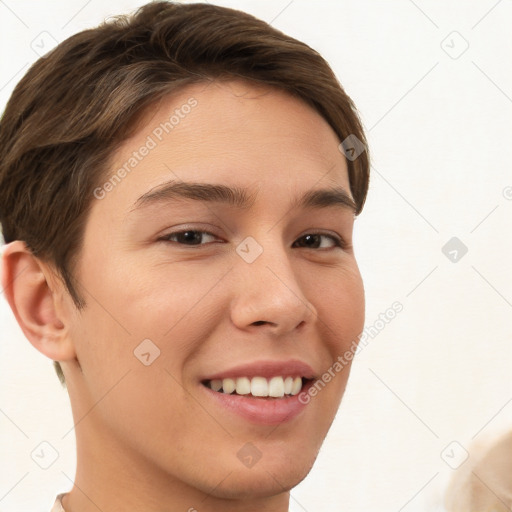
[65,79,365,500]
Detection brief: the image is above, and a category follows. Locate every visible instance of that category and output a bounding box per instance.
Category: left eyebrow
[130,180,356,213]
[291,186,356,213]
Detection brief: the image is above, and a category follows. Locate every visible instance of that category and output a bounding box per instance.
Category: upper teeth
[208,376,303,398]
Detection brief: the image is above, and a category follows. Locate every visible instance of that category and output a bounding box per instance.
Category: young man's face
[64,80,364,504]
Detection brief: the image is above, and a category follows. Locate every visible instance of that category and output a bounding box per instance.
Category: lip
[200,378,315,425]
[201,359,317,381]
[199,359,317,425]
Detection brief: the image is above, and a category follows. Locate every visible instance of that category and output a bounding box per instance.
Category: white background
[1,1,511,511]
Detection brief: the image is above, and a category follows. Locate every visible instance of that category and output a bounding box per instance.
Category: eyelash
[158,230,346,250]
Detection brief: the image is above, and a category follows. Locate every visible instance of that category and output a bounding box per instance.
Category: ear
[1,241,77,362]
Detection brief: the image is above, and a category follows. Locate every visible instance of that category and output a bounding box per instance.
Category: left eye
[292,233,342,249]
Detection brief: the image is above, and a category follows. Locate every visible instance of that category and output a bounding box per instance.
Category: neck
[62,416,289,512]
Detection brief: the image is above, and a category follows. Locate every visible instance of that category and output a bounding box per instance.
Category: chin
[202,447,317,500]
[209,464,313,500]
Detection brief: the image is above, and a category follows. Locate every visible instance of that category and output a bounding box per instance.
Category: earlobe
[1,241,76,362]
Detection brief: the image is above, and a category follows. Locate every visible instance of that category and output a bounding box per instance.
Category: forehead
[102,79,350,210]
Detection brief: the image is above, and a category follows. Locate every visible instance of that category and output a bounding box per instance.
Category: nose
[230,241,317,336]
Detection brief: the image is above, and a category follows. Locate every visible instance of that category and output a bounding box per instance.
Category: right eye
[159,230,221,246]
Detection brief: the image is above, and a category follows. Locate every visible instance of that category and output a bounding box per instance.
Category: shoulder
[50,493,67,512]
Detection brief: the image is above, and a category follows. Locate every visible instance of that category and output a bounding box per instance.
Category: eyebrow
[131,180,356,213]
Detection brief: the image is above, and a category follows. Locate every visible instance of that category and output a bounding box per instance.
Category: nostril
[252,321,266,326]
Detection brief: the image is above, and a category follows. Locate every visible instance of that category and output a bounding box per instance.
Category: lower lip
[200,380,314,426]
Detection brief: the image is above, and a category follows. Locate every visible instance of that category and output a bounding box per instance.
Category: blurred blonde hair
[445,431,512,512]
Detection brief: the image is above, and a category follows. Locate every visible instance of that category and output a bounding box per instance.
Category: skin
[2,79,365,512]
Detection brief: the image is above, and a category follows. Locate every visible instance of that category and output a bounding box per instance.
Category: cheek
[73,255,228,379]
[313,263,365,350]
[118,263,228,347]
[312,267,364,418]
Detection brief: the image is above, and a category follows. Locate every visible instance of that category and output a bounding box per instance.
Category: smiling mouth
[202,376,311,398]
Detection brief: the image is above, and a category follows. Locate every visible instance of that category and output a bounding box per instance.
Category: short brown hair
[0,1,369,386]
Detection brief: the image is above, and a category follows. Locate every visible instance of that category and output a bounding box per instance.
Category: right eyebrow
[130,180,257,212]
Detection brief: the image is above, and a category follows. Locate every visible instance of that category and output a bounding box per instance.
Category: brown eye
[160,230,218,246]
[293,233,342,249]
